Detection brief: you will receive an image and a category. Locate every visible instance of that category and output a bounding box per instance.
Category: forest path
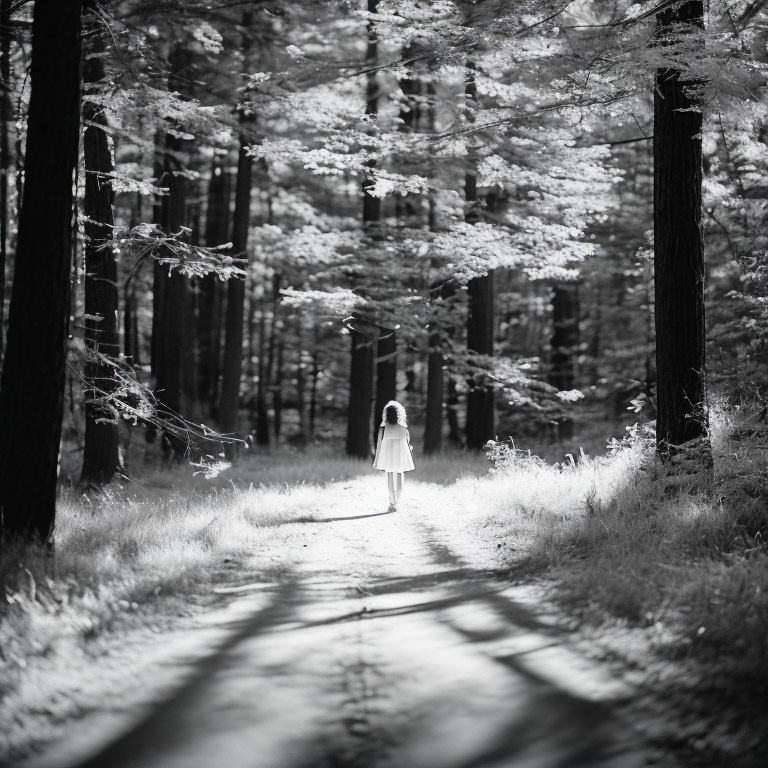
[28,475,653,768]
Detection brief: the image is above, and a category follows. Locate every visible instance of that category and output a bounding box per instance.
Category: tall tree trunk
[346,321,376,458]
[424,282,449,454]
[654,1,708,458]
[246,284,257,431]
[273,337,284,440]
[310,343,319,438]
[255,299,270,445]
[258,272,280,446]
[295,315,308,446]
[374,329,396,445]
[346,0,379,458]
[147,133,165,446]
[423,81,445,454]
[218,136,252,456]
[0,1,82,540]
[80,3,120,486]
[155,136,189,455]
[199,157,230,416]
[549,284,580,389]
[464,63,494,450]
[0,0,11,364]
[124,282,139,364]
[124,191,142,366]
[466,271,495,448]
[152,45,194,457]
[549,283,579,440]
[361,0,380,225]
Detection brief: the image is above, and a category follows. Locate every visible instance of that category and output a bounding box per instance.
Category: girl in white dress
[373,400,415,509]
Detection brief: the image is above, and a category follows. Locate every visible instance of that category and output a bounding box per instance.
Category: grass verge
[470,409,768,765]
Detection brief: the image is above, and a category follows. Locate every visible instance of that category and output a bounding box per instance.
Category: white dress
[373,423,415,472]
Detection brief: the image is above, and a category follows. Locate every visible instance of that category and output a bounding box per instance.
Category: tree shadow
[45,522,648,768]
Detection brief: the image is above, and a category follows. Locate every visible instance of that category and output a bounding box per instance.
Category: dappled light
[20,474,646,768]
[1,0,767,765]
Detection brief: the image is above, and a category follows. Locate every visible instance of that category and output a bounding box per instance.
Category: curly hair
[381,400,407,427]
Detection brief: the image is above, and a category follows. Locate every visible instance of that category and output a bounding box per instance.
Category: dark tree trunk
[218,136,252,455]
[80,4,120,486]
[548,283,579,440]
[446,377,462,445]
[464,62,494,450]
[149,132,164,405]
[295,317,308,446]
[424,282,449,454]
[361,0,380,225]
[588,281,601,386]
[466,272,495,449]
[310,344,319,438]
[423,324,444,454]
[151,45,194,457]
[124,192,142,366]
[245,285,257,429]
[154,134,190,456]
[0,0,11,363]
[255,300,270,445]
[273,338,284,440]
[199,158,230,416]
[258,273,281,446]
[124,282,139,364]
[346,321,376,458]
[346,0,379,457]
[0,1,82,540]
[182,192,199,413]
[549,284,580,390]
[423,82,444,455]
[374,329,396,446]
[654,1,708,457]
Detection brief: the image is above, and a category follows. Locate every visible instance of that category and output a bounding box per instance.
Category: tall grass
[476,411,768,693]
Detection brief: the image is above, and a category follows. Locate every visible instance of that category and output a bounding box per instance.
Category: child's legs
[395,472,404,499]
[386,472,395,501]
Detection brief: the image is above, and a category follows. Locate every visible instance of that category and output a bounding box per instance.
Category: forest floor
[1,438,766,768]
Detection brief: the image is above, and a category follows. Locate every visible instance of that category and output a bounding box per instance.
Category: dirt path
[25,476,657,768]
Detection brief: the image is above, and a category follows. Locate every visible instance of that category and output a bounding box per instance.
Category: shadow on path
[36,489,652,768]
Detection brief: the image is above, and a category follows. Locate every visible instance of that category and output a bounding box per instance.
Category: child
[373,400,415,509]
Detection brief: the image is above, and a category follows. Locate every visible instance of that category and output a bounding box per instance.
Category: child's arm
[406,428,413,451]
[373,427,383,464]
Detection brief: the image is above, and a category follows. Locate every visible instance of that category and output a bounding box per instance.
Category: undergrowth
[483,405,768,704]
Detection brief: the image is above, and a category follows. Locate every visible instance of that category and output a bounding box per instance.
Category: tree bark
[310,343,319,438]
[152,45,193,457]
[295,315,308,446]
[549,284,580,391]
[374,329,396,445]
[0,0,11,364]
[273,337,284,440]
[548,283,579,440]
[466,270,495,449]
[654,1,708,457]
[423,82,444,455]
[0,0,83,540]
[346,0,379,457]
[255,299,270,445]
[424,282,450,454]
[199,157,230,416]
[80,3,121,486]
[464,63,495,450]
[218,136,252,456]
[346,321,376,458]
[361,0,380,225]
